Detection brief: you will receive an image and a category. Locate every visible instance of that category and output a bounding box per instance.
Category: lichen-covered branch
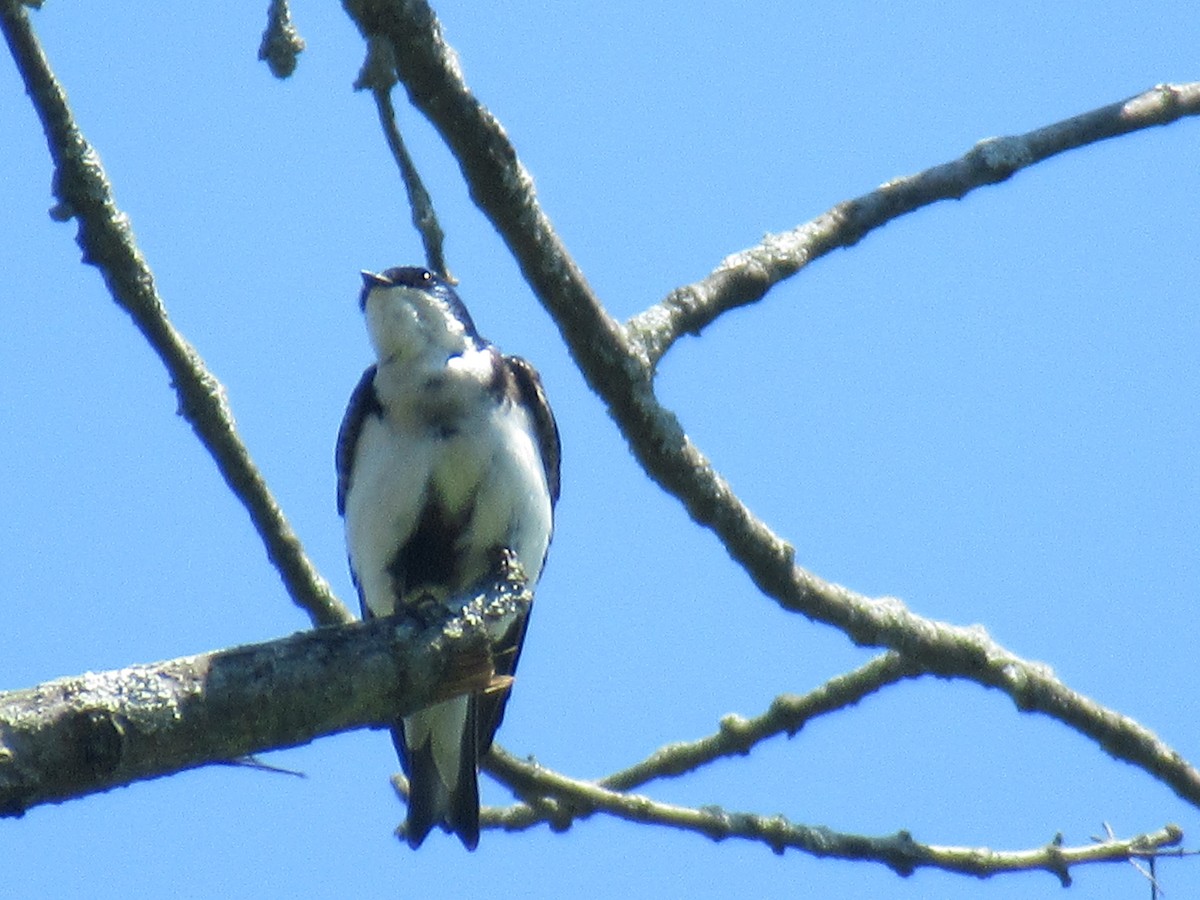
[0,578,529,815]
[1,0,349,628]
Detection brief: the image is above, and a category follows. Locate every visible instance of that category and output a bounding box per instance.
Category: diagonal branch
[1,0,350,628]
[626,83,1200,367]
[600,652,922,792]
[339,0,1200,814]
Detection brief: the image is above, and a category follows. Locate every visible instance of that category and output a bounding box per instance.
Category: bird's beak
[361,270,392,289]
[359,270,394,311]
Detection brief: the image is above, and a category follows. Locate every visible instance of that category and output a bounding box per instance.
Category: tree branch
[0,0,349,628]
[340,0,1200,819]
[626,82,1200,367]
[481,751,1182,882]
[0,578,530,816]
[602,652,922,792]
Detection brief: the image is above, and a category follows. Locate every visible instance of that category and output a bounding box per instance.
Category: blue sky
[2,3,1198,898]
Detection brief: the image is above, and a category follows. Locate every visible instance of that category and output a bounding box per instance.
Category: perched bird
[336,267,560,850]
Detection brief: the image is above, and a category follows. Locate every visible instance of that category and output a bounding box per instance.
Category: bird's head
[359,267,482,364]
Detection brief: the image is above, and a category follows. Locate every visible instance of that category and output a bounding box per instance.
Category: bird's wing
[335,365,380,517]
[474,356,561,751]
[503,354,561,508]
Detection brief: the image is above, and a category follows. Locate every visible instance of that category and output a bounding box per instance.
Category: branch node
[968,134,1034,182]
[258,0,306,79]
[354,34,397,93]
[1043,832,1072,887]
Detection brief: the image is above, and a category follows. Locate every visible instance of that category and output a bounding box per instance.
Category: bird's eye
[384,267,437,289]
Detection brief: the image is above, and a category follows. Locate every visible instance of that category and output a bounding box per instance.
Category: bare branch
[341,0,1200,818]
[0,577,531,815]
[626,83,1200,367]
[601,652,922,792]
[481,752,1182,881]
[0,1,350,628]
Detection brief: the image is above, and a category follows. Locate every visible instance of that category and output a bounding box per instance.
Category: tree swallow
[336,267,560,850]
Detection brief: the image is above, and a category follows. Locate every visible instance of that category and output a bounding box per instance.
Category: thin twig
[1,0,350,627]
[355,34,450,278]
[602,652,921,791]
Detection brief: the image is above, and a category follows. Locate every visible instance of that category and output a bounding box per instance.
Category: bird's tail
[394,695,480,850]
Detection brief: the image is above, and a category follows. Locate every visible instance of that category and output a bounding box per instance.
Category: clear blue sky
[2,3,1198,898]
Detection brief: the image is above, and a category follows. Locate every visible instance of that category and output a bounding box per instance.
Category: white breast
[343,355,553,618]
